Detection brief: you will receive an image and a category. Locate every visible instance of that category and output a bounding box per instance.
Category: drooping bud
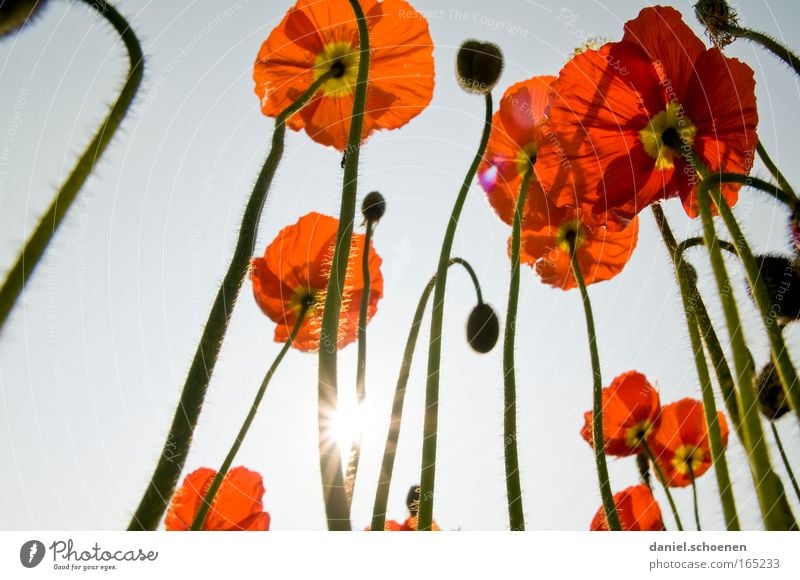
[694,0,738,48]
[748,254,800,323]
[361,191,386,224]
[466,302,500,353]
[756,361,791,421]
[406,485,420,515]
[0,0,49,38]
[456,40,504,95]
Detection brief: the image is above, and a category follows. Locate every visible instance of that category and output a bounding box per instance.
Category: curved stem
[757,141,797,200]
[418,93,493,531]
[344,219,376,507]
[370,258,483,531]
[567,235,621,531]
[652,204,741,530]
[691,164,797,530]
[0,0,143,334]
[771,421,800,505]
[128,70,333,531]
[642,440,684,531]
[728,25,800,80]
[190,308,307,530]
[316,0,370,531]
[676,237,736,257]
[502,164,533,531]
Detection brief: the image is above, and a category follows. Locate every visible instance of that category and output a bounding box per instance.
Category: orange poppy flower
[165,466,270,531]
[590,485,665,531]
[253,0,435,150]
[250,212,383,352]
[518,208,639,290]
[538,6,757,228]
[581,370,661,457]
[364,519,405,531]
[403,515,441,531]
[478,76,557,225]
[648,398,729,487]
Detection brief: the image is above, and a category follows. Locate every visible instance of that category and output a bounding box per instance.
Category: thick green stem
[418,93,493,531]
[692,167,797,530]
[728,25,800,80]
[316,0,370,531]
[344,220,376,507]
[128,69,333,531]
[652,204,740,530]
[700,172,800,426]
[567,235,621,531]
[771,421,800,505]
[756,141,797,200]
[0,0,143,334]
[190,308,307,530]
[642,440,684,531]
[502,165,533,531]
[371,258,482,531]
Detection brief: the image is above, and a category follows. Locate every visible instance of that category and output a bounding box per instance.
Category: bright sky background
[1,0,799,531]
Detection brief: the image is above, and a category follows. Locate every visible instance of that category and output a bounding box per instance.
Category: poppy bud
[693,0,737,47]
[361,191,386,224]
[0,0,49,38]
[747,254,800,323]
[466,302,500,353]
[406,485,420,514]
[756,361,791,421]
[456,40,504,95]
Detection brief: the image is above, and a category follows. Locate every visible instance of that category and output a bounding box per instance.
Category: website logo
[20,540,46,568]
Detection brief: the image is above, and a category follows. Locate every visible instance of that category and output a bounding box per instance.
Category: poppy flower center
[313,41,360,98]
[556,220,585,253]
[623,420,653,449]
[671,444,704,476]
[515,143,538,176]
[639,102,697,170]
[290,287,320,316]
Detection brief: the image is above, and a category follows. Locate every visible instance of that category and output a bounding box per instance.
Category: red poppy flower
[250,212,383,352]
[165,466,270,531]
[538,6,757,228]
[590,485,665,531]
[403,515,441,531]
[581,370,661,457]
[648,398,729,487]
[478,76,639,290]
[518,208,639,290]
[364,519,405,531]
[253,0,435,150]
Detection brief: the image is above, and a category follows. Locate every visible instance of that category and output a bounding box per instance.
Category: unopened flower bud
[748,254,800,323]
[466,302,500,353]
[361,191,386,224]
[406,485,420,514]
[694,0,738,48]
[756,361,791,421]
[456,40,504,95]
[1,0,49,38]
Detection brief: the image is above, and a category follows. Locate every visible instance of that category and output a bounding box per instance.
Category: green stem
[344,219,376,507]
[636,452,652,490]
[771,421,800,505]
[316,0,370,531]
[652,204,741,530]
[0,0,143,334]
[418,93,493,531]
[128,69,334,531]
[502,164,533,531]
[756,141,797,200]
[676,237,736,257]
[190,307,307,530]
[727,25,800,80]
[642,440,684,531]
[370,258,483,531]
[567,235,621,531]
[689,465,702,531]
[691,164,797,530]
[700,172,800,426]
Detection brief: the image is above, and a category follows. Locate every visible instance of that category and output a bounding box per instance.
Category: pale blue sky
[0,0,798,530]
